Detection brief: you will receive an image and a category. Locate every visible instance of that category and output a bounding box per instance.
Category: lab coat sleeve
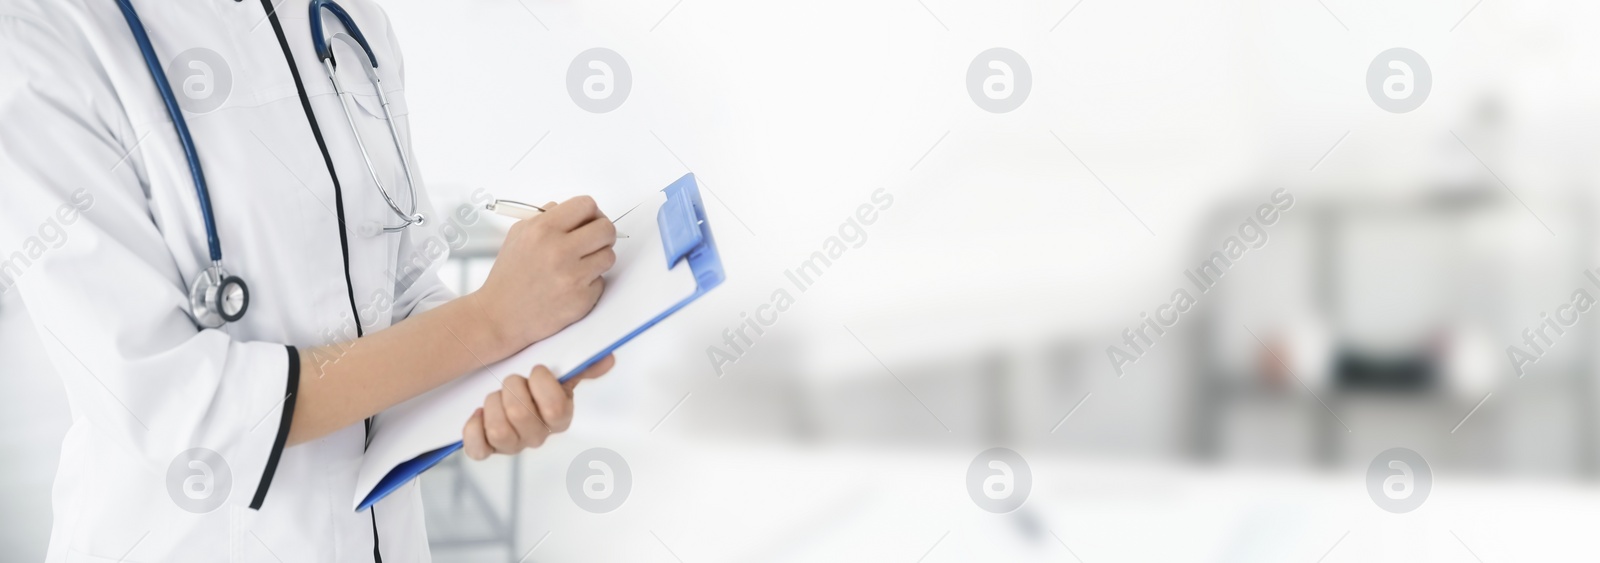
[0,13,299,511]
[382,13,458,321]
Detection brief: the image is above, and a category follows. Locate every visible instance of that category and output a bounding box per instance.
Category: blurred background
[8,0,1600,561]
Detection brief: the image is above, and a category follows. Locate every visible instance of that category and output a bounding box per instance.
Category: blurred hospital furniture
[1184,184,1599,476]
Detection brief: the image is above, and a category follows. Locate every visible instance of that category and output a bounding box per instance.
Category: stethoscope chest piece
[190,265,250,329]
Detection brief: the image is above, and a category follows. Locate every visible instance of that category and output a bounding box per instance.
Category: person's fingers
[526,365,575,433]
[462,408,489,460]
[501,374,550,448]
[567,214,617,255]
[481,390,519,454]
[578,246,617,281]
[562,354,614,392]
[545,196,601,232]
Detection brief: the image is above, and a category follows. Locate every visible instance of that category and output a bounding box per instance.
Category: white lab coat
[1,1,453,561]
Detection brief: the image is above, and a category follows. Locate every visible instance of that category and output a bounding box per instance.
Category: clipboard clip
[658,174,706,269]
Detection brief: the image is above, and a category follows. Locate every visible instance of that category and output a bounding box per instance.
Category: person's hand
[472,196,617,350]
[461,356,615,460]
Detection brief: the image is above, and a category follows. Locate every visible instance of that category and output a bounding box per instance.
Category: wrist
[459,290,523,359]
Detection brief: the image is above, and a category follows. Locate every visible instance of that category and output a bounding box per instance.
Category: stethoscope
[112,0,423,329]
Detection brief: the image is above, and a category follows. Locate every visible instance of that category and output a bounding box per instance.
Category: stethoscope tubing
[112,0,424,328]
[113,0,225,265]
[322,54,423,231]
[313,0,424,232]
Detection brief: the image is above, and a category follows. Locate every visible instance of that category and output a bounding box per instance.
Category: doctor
[0,0,617,561]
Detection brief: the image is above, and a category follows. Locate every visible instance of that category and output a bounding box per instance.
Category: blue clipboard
[357,173,725,511]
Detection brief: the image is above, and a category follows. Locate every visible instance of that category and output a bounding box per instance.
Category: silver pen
[485,199,629,238]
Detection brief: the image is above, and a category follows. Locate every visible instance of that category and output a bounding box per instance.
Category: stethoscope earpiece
[318,3,424,234]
